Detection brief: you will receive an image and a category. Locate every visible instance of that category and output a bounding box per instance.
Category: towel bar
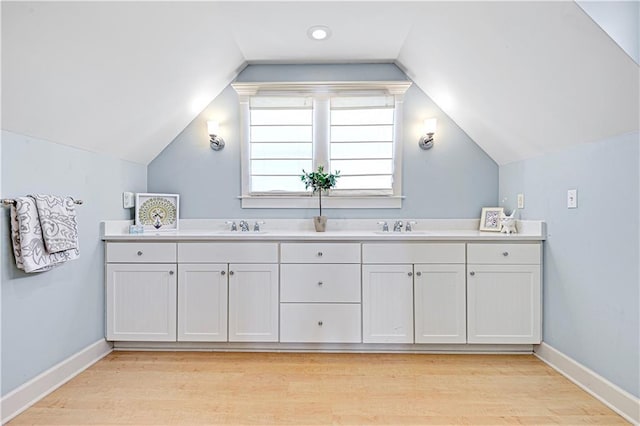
[2,198,84,206]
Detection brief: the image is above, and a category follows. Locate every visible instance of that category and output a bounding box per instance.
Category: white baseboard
[535,342,640,425]
[1,338,113,424]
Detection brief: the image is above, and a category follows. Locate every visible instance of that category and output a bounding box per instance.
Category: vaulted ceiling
[2,1,638,165]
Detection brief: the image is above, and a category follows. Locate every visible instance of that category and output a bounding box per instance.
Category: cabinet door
[177,264,228,342]
[106,263,177,341]
[228,263,279,342]
[467,264,541,344]
[362,264,414,343]
[414,264,466,343]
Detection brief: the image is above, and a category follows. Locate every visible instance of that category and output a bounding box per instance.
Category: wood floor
[9,352,627,425]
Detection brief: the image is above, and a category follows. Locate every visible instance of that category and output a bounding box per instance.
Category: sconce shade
[207,121,220,135]
[423,118,437,135]
[207,120,225,151]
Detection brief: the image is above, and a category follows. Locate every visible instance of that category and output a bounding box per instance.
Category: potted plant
[300,165,340,232]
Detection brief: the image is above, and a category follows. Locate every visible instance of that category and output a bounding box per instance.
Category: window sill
[239,195,403,209]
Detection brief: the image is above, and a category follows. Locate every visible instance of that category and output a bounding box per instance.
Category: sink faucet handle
[377,221,389,232]
[225,221,237,231]
[393,220,403,232]
[253,221,265,232]
[406,221,417,232]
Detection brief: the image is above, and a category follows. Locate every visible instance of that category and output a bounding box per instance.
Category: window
[232,81,412,208]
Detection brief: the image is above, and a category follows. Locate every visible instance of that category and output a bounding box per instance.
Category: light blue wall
[577,0,640,65]
[1,131,147,395]
[148,64,498,219]
[499,132,640,398]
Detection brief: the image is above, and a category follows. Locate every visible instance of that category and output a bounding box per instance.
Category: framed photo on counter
[135,193,179,232]
[479,207,504,232]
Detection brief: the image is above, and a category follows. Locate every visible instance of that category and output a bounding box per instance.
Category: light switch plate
[517,193,524,209]
[567,189,577,208]
[123,192,135,208]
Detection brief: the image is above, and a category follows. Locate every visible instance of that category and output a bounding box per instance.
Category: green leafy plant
[300,165,340,217]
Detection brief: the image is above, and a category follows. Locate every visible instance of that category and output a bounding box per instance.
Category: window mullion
[313,96,330,170]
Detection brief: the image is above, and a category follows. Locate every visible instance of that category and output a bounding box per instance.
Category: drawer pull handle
[317,251,323,257]
[137,251,143,256]
[229,271,234,276]
[470,271,475,276]
[416,272,422,277]
[221,271,226,276]
[408,272,413,277]
[318,321,323,326]
[169,271,174,275]
[503,251,509,257]
[318,281,323,286]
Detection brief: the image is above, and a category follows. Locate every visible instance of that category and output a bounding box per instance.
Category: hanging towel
[31,194,79,252]
[10,197,79,273]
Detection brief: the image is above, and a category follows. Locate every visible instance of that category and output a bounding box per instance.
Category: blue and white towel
[10,196,79,273]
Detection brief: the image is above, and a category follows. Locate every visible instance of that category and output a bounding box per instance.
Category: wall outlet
[517,193,524,209]
[567,189,577,209]
[123,192,135,209]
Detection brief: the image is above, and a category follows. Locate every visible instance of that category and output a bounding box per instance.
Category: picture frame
[479,207,504,232]
[135,193,180,232]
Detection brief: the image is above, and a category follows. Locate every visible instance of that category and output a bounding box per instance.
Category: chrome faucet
[225,221,237,231]
[253,221,265,232]
[406,221,417,232]
[393,220,403,232]
[377,221,389,232]
[239,220,250,232]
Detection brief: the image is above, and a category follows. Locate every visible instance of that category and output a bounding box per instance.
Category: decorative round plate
[138,197,177,229]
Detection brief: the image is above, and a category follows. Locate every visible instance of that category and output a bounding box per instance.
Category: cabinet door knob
[470,271,475,276]
[318,321,323,326]
[221,271,226,276]
[169,271,174,275]
[408,272,413,277]
[503,251,509,257]
[416,272,422,277]
[229,271,234,276]
[137,251,143,256]
[318,281,323,286]
[317,251,323,257]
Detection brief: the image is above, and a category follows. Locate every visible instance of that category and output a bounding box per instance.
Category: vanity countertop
[101,219,546,241]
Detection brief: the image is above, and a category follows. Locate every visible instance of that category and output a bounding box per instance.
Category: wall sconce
[419,118,437,150]
[207,121,225,151]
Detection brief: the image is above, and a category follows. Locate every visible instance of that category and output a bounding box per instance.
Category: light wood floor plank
[8,352,628,425]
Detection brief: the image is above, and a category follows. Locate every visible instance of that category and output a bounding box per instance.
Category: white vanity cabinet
[177,243,279,342]
[466,243,542,344]
[362,243,466,344]
[177,263,228,342]
[105,243,178,341]
[280,243,362,343]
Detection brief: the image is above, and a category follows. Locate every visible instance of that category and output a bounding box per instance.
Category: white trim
[1,339,113,424]
[231,81,412,96]
[534,342,640,424]
[240,195,403,209]
[114,341,533,354]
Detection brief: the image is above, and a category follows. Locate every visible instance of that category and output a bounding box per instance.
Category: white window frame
[232,81,412,209]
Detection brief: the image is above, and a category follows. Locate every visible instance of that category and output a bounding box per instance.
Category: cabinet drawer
[280,264,361,303]
[178,242,278,263]
[106,242,177,263]
[281,243,360,263]
[362,243,465,264]
[467,243,541,264]
[280,303,361,343]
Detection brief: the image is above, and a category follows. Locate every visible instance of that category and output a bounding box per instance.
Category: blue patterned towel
[31,194,79,253]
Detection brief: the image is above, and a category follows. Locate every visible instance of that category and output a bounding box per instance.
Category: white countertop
[101,219,546,242]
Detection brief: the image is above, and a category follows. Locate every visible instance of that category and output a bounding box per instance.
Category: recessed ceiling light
[307,25,331,41]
